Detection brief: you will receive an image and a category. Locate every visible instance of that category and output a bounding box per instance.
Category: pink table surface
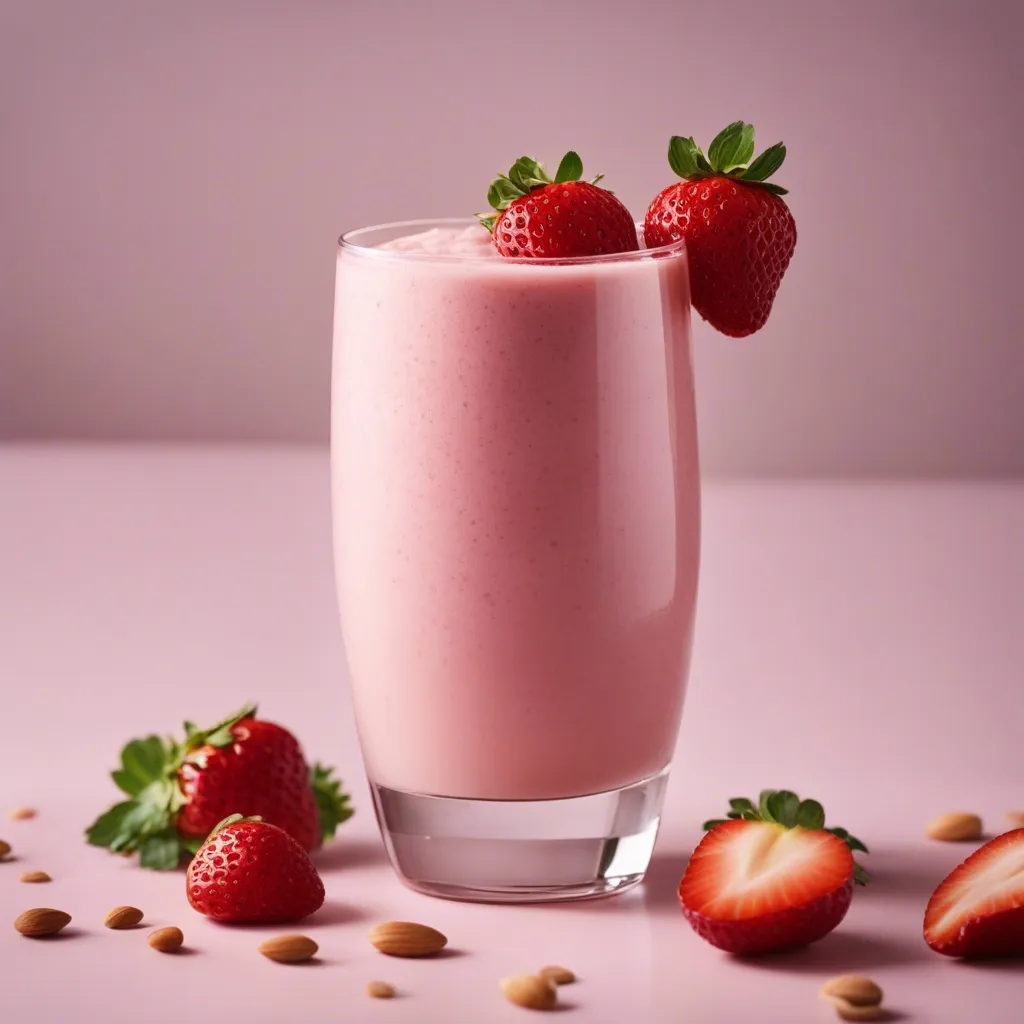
[1,444,1021,1024]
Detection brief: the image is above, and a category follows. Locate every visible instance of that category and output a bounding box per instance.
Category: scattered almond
[1008,811,1024,829]
[0,840,11,859]
[104,906,144,929]
[500,974,557,1011]
[926,812,983,842]
[148,926,184,953]
[539,965,575,985]
[827,997,883,1022]
[366,980,396,999]
[19,871,51,883]
[820,975,883,1007]
[257,934,318,963]
[9,808,37,821]
[14,908,71,937]
[369,920,447,957]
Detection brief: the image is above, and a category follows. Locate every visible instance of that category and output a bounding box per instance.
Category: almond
[366,980,396,999]
[9,808,37,821]
[104,906,144,929]
[148,926,184,953]
[258,934,318,963]
[0,840,11,859]
[538,965,575,985]
[368,921,447,957]
[820,975,883,1007]
[926,812,983,842]
[19,871,51,883]
[826,996,883,1021]
[14,908,71,937]
[500,974,557,1010]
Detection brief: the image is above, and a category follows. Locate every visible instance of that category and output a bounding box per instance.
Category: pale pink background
[1,0,1022,475]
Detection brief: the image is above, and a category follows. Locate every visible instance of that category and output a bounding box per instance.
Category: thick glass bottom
[370,768,669,904]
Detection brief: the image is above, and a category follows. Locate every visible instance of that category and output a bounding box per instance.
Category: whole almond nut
[366,980,396,999]
[1007,811,1024,829]
[0,840,12,859]
[9,808,37,821]
[148,926,184,953]
[827,996,883,1022]
[926,812,982,842]
[19,871,51,883]
[500,974,557,1010]
[258,934,318,963]
[369,921,447,957]
[538,965,575,985]
[104,906,144,929]
[820,976,883,1007]
[14,908,71,937]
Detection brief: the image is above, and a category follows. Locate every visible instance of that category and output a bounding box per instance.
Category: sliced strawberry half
[679,819,855,955]
[924,828,1024,959]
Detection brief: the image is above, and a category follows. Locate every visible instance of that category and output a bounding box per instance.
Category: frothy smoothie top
[378,226,498,257]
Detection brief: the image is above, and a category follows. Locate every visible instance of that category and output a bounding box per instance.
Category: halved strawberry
[679,790,869,955]
[923,828,1024,958]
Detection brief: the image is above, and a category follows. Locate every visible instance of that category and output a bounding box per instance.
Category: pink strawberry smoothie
[332,221,700,801]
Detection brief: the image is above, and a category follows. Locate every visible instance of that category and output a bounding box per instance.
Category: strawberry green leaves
[703,789,870,885]
[478,151,599,232]
[311,762,354,843]
[86,732,189,869]
[707,121,755,175]
[666,121,789,195]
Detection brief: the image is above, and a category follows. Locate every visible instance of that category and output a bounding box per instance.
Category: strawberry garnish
[479,153,639,259]
[680,791,869,955]
[924,828,1024,958]
[85,703,352,869]
[644,121,797,337]
[186,814,325,923]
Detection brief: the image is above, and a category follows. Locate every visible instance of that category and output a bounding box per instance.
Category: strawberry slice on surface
[478,152,640,259]
[680,790,869,955]
[924,828,1024,959]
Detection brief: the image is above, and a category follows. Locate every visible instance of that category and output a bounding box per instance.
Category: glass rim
[338,217,687,266]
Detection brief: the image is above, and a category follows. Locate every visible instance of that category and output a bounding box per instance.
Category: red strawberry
[924,828,1024,958]
[85,703,352,869]
[644,121,797,337]
[186,815,325,923]
[479,152,639,259]
[679,790,869,955]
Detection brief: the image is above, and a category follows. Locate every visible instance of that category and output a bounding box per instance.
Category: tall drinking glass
[331,219,700,902]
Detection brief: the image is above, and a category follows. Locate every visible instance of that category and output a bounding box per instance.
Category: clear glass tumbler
[331,219,700,903]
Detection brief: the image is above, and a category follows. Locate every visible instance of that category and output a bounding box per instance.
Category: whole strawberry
[479,152,639,259]
[186,815,325,923]
[644,122,797,337]
[86,703,352,869]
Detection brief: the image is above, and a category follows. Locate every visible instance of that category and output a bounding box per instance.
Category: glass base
[370,769,669,904]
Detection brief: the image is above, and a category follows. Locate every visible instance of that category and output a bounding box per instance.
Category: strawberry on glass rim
[479,152,639,259]
[924,828,1024,959]
[85,703,352,869]
[680,790,869,955]
[644,121,797,338]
